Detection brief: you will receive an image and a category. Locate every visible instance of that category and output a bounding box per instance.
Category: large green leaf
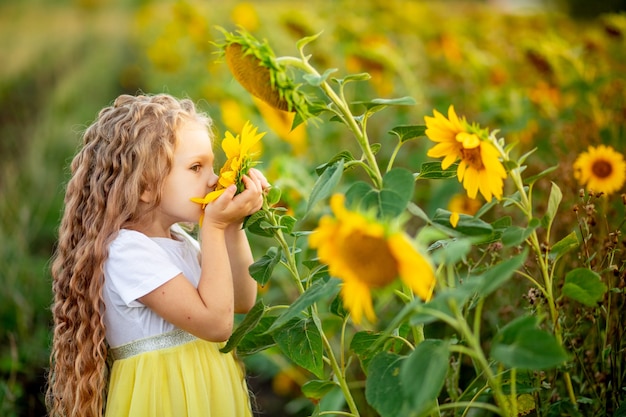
[220,300,267,353]
[274,318,325,378]
[365,352,409,417]
[491,315,569,370]
[400,339,449,410]
[350,331,386,371]
[562,268,607,307]
[355,168,415,218]
[235,316,277,355]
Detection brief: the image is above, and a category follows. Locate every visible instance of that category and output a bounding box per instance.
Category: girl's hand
[202,169,269,230]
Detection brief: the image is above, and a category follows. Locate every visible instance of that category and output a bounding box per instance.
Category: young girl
[47,93,267,417]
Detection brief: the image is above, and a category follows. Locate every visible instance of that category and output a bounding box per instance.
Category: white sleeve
[104,230,182,307]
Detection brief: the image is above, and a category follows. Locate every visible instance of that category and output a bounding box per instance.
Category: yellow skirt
[105,330,252,417]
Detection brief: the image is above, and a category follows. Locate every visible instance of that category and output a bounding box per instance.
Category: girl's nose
[207,171,219,188]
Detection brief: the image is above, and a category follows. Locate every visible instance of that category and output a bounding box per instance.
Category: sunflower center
[339,231,399,287]
[591,159,612,179]
[459,147,484,170]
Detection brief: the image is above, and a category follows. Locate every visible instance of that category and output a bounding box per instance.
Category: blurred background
[1,0,625,416]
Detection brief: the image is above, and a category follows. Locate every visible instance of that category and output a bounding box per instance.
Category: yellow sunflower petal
[341,280,377,324]
[388,234,435,301]
[450,211,460,228]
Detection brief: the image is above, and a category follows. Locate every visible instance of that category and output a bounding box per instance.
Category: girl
[47,93,267,417]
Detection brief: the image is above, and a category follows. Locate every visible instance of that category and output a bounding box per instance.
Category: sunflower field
[2,0,626,416]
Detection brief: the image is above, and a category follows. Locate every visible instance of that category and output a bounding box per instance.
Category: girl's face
[154,120,218,229]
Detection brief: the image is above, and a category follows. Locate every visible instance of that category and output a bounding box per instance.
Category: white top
[102,224,201,348]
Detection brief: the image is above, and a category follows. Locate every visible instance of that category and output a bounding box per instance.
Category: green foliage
[4,0,626,416]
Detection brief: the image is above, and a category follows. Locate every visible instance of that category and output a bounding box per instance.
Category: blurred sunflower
[425,105,507,202]
[573,144,626,195]
[191,121,264,225]
[447,193,482,228]
[309,194,435,324]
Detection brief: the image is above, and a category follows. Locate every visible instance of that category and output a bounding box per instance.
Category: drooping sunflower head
[216,28,315,122]
[309,194,435,324]
[425,105,507,202]
[573,144,626,195]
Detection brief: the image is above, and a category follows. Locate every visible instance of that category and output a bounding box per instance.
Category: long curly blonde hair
[47,94,211,417]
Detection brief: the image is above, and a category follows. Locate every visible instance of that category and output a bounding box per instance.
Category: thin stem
[318,323,360,416]
[276,56,383,188]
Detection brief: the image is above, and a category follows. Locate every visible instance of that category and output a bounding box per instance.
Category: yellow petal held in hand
[425,105,507,202]
[190,121,266,226]
[309,194,435,324]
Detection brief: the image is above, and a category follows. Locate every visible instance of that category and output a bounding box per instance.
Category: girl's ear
[140,187,155,203]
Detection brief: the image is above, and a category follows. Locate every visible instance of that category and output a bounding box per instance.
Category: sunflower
[573,144,626,195]
[191,121,264,225]
[425,105,507,202]
[309,194,435,324]
[216,28,315,122]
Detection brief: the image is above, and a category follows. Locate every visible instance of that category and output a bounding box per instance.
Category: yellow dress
[105,329,253,417]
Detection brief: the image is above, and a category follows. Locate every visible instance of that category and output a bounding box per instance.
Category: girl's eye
[190,164,201,172]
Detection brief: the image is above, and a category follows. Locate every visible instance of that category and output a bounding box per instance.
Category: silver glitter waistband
[109,329,197,361]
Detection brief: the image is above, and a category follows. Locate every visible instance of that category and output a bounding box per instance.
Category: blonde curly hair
[47,94,212,416]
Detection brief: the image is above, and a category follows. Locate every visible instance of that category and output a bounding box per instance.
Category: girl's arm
[225,224,258,313]
[139,173,265,342]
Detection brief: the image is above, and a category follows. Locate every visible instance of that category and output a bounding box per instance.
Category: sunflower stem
[276,56,383,188]
[494,141,578,408]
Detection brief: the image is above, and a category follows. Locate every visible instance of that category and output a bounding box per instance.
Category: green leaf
[524,165,558,186]
[280,215,297,234]
[235,316,277,355]
[541,182,562,230]
[265,186,282,206]
[249,247,281,286]
[383,168,415,203]
[332,72,372,85]
[432,208,493,237]
[244,210,275,237]
[268,278,340,332]
[562,268,607,307]
[388,125,427,142]
[400,340,449,410]
[274,318,325,378]
[345,181,374,207]
[350,331,386,371]
[491,315,569,370]
[353,169,415,218]
[307,159,344,214]
[549,231,579,262]
[365,352,408,417]
[220,300,267,353]
[416,161,458,180]
[501,218,540,247]
[475,251,526,297]
[357,96,416,112]
[315,151,355,175]
[303,68,338,86]
[296,31,322,51]
[301,380,339,400]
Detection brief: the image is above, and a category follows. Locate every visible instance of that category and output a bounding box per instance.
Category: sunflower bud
[225,43,290,111]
